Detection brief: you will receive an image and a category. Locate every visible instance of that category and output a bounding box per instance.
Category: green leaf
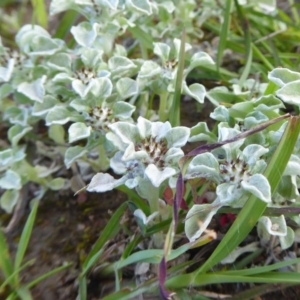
[0,189,19,214]
[31,0,48,28]
[216,0,232,72]
[82,202,128,270]
[14,200,39,282]
[47,178,66,191]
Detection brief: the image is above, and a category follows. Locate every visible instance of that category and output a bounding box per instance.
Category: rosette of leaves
[88,116,190,193]
[185,123,272,242]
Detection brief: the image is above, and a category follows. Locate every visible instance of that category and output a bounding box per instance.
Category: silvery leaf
[108,56,136,74]
[285,155,300,176]
[64,146,87,169]
[158,1,175,13]
[68,122,92,143]
[221,242,259,264]
[0,189,19,214]
[134,209,158,225]
[116,77,138,99]
[186,51,215,73]
[189,122,217,143]
[145,164,176,187]
[8,125,32,147]
[279,227,294,250]
[254,94,285,111]
[242,144,269,166]
[0,170,21,190]
[109,122,139,145]
[127,0,152,15]
[0,58,14,82]
[71,22,100,47]
[32,95,60,116]
[153,42,170,62]
[92,77,113,99]
[113,101,135,119]
[4,107,28,126]
[183,82,206,103]
[276,80,300,106]
[17,75,47,102]
[268,68,300,87]
[138,60,161,78]
[187,153,220,180]
[258,215,287,237]
[87,172,125,192]
[165,126,190,148]
[210,106,230,122]
[47,53,71,72]
[46,106,73,125]
[216,183,243,204]
[185,203,220,242]
[241,174,271,203]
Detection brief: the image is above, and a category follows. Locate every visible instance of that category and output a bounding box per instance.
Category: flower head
[87,117,190,192]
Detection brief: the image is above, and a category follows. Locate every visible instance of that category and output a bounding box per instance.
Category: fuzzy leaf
[71,22,100,47]
[17,75,47,102]
[276,80,300,106]
[113,101,135,119]
[241,174,271,203]
[268,68,300,88]
[46,106,72,125]
[116,77,138,99]
[0,170,22,190]
[64,146,87,169]
[0,189,19,214]
[145,164,176,187]
[153,43,171,62]
[68,122,92,143]
[165,126,190,148]
[32,95,60,116]
[108,56,136,74]
[127,0,152,15]
[185,203,220,242]
[87,173,124,192]
[183,82,206,103]
[8,124,32,146]
[189,122,217,143]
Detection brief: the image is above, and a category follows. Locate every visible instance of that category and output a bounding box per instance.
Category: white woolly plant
[88,117,190,226]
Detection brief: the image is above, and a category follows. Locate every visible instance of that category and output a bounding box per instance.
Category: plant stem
[148,186,164,248]
[158,91,168,122]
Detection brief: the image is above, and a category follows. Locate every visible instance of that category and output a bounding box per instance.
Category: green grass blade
[166,271,300,288]
[30,0,48,28]
[234,0,253,87]
[0,259,35,292]
[196,116,300,274]
[82,202,127,270]
[53,10,79,40]
[216,0,232,73]
[170,29,186,127]
[78,276,87,300]
[14,200,39,278]
[0,227,15,287]
[26,263,72,289]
